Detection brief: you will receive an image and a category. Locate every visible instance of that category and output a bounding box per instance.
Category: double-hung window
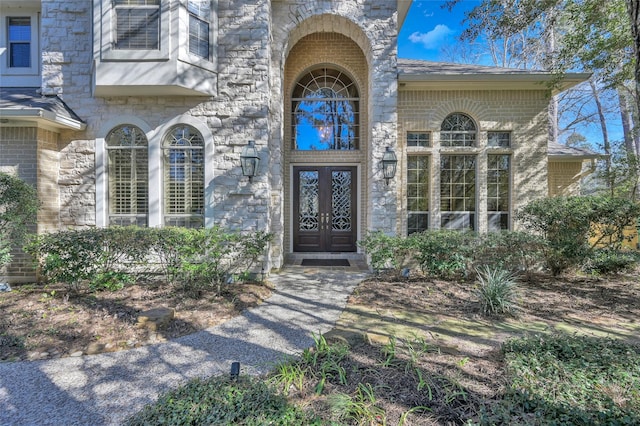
[8,17,31,67]
[187,0,211,59]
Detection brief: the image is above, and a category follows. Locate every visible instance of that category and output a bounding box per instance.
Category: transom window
[106,125,149,226]
[407,156,430,235]
[292,68,359,150]
[113,0,160,50]
[488,131,511,148]
[441,113,477,147]
[407,131,430,148]
[440,155,476,230]
[8,17,31,68]
[163,125,204,228]
[188,0,210,59]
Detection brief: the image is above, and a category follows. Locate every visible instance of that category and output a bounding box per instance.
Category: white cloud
[408,24,455,50]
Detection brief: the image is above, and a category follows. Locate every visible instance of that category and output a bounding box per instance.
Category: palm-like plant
[475,265,519,317]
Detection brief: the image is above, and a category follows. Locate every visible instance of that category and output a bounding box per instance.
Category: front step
[284,252,369,271]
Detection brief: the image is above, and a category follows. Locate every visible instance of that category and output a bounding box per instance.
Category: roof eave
[398,0,412,29]
[0,108,86,131]
[398,72,591,94]
[548,154,603,161]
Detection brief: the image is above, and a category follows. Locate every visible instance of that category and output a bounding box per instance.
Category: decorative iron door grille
[293,166,357,252]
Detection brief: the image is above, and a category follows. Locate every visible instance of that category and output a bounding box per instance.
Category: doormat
[301,259,350,267]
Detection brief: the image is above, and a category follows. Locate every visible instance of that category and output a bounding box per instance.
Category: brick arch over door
[283,32,369,253]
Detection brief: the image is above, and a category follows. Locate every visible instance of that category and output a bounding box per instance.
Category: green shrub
[582,249,639,275]
[167,226,272,296]
[26,227,151,291]
[358,230,413,274]
[26,226,272,294]
[126,376,318,426]
[472,231,546,275]
[517,196,640,275]
[411,230,477,279]
[0,172,38,268]
[474,265,519,317]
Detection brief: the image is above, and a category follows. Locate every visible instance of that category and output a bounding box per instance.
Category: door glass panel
[299,171,319,231]
[331,171,352,231]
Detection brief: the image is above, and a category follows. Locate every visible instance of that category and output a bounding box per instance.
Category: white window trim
[1,10,40,77]
[96,115,214,229]
[177,0,216,72]
[95,0,170,62]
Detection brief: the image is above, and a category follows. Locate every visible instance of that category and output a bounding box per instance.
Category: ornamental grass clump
[475,265,519,317]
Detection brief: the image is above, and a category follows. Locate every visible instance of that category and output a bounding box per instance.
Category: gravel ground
[0,268,366,426]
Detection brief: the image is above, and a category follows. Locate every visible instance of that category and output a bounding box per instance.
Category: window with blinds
[113,0,160,50]
[163,125,204,228]
[188,0,210,59]
[106,125,149,226]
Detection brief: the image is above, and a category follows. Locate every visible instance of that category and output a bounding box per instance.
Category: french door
[293,166,357,252]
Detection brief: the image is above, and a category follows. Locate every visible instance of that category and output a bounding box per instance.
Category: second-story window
[114,0,160,50]
[8,17,31,67]
[188,0,210,59]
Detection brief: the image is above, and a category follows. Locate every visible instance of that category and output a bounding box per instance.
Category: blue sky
[399,0,481,61]
[397,0,622,148]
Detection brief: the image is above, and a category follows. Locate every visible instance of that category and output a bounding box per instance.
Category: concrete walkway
[0,266,368,426]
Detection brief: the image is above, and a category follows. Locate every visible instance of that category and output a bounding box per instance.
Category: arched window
[292,67,359,150]
[106,125,148,226]
[440,113,476,147]
[163,125,204,228]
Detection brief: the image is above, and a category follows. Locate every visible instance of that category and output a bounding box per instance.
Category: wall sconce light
[240,140,260,182]
[382,146,398,185]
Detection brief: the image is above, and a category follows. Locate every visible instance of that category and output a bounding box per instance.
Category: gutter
[0,107,86,131]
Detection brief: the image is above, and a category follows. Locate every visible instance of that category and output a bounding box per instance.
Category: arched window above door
[292,67,359,150]
[440,113,477,147]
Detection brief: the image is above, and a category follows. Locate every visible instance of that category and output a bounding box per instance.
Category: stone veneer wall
[548,161,583,196]
[397,89,550,233]
[0,127,38,282]
[39,0,274,262]
[36,0,398,270]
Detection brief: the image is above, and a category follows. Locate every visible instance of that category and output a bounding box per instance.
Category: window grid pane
[8,17,31,68]
[488,131,511,148]
[407,155,429,234]
[440,155,476,230]
[106,125,149,226]
[163,125,204,228]
[407,131,430,147]
[487,154,510,231]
